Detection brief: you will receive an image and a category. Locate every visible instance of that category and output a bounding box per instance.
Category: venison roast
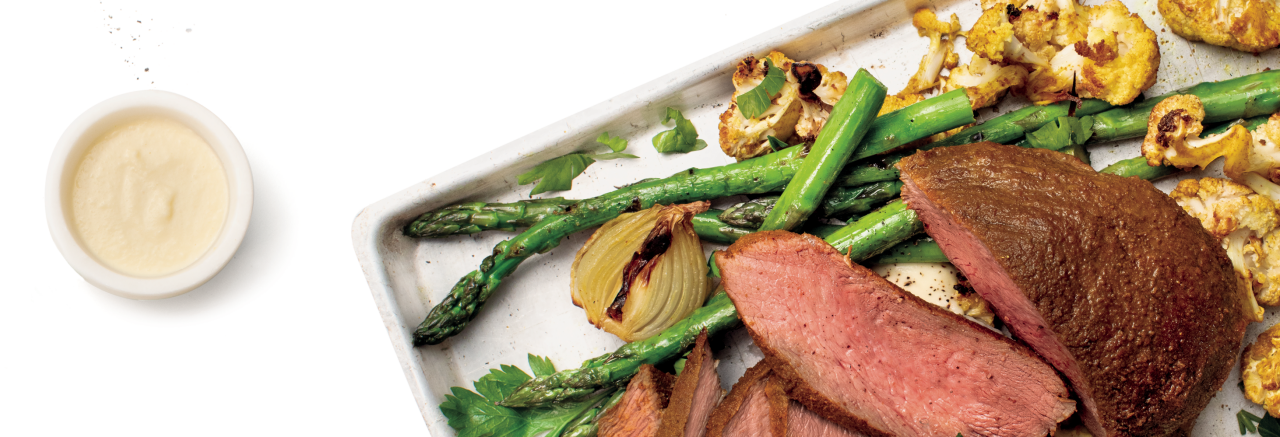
[897,142,1251,436]
[716,231,1075,437]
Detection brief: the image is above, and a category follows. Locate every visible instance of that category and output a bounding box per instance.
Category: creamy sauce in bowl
[70,117,229,277]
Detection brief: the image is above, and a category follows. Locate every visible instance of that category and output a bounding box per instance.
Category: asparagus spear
[412,91,974,346]
[404,198,575,238]
[761,69,886,231]
[691,211,756,245]
[1089,70,1280,143]
[499,201,923,408]
[717,181,901,229]
[406,161,905,239]
[867,235,949,264]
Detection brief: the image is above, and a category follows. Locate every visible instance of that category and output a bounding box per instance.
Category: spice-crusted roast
[897,142,1251,436]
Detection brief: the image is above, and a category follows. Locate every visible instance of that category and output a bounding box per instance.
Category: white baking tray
[352,0,1280,434]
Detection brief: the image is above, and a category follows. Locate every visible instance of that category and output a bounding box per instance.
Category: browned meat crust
[657,331,721,437]
[897,142,1250,436]
[600,365,676,437]
[704,361,787,437]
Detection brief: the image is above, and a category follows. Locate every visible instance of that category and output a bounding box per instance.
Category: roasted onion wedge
[571,201,713,342]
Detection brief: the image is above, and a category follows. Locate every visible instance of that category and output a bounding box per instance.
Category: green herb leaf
[440,358,614,437]
[767,135,790,152]
[518,153,597,196]
[475,364,533,404]
[596,132,629,153]
[1261,413,1280,437]
[653,107,709,154]
[1242,410,1262,434]
[593,152,640,160]
[737,59,788,119]
[1025,116,1096,151]
[528,354,556,378]
[440,386,525,437]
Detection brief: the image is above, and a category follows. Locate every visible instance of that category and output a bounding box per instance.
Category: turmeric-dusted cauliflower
[942,54,1029,110]
[1242,323,1280,416]
[1171,177,1280,321]
[1159,0,1280,54]
[717,51,847,161]
[1240,114,1280,183]
[967,0,1160,106]
[898,9,1026,111]
[1141,95,1253,170]
[901,9,962,96]
[1140,96,1280,187]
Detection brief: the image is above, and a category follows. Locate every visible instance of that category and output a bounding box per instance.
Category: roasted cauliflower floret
[943,54,1029,110]
[717,52,847,161]
[968,0,1159,106]
[1240,114,1280,183]
[1242,323,1280,416]
[901,9,962,96]
[1141,95,1253,171]
[1171,177,1280,321]
[1159,0,1280,54]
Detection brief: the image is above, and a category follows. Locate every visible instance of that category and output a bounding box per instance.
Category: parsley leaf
[596,132,628,153]
[439,356,614,437]
[767,135,790,152]
[517,133,638,195]
[518,153,596,196]
[736,59,787,119]
[1262,413,1280,437]
[653,107,708,153]
[528,354,556,378]
[1025,116,1095,151]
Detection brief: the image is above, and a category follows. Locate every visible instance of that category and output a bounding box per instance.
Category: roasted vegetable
[1141,95,1253,171]
[1159,0,1280,54]
[1243,323,1280,417]
[717,51,849,161]
[968,0,1159,105]
[571,202,713,342]
[897,9,1025,112]
[760,68,887,231]
[1172,177,1280,321]
[943,53,1029,110]
[901,9,962,96]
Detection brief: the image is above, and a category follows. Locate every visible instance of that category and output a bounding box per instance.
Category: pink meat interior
[719,232,1075,437]
[901,177,1104,436]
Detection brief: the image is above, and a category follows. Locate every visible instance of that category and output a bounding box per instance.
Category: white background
[0,1,832,435]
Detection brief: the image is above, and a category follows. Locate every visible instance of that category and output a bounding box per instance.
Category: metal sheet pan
[352,0,1280,434]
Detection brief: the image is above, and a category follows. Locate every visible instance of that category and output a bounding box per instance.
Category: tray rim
[350,0,900,429]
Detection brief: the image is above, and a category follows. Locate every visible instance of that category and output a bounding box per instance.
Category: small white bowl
[46,90,253,299]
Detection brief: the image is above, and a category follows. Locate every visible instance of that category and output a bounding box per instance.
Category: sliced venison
[657,331,723,437]
[705,362,787,437]
[599,364,675,437]
[706,361,860,437]
[717,231,1075,437]
[897,142,1250,436]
